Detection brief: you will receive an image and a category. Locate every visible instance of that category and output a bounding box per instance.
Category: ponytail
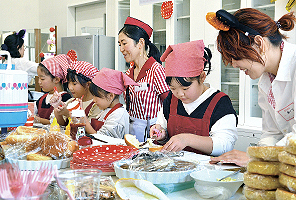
[147,41,161,64]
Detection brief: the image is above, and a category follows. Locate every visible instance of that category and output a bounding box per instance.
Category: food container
[56,169,102,200]
[0,51,28,128]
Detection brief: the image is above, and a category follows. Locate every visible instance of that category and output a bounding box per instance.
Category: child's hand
[50,92,62,108]
[149,124,165,140]
[161,134,187,152]
[54,102,69,118]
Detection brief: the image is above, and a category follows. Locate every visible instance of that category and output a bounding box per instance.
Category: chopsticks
[85,133,108,143]
[218,169,241,181]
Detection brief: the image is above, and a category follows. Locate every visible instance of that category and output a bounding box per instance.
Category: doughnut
[247,160,280,176]
[275,188,296,200]
[247,146,285,161]
[27,153,52,161]
[279,173,296,192]
[244,186,276,200]
[244,172,280,190]
[286,135,296,155]
[279,163,296,178]
[278,151,296,166]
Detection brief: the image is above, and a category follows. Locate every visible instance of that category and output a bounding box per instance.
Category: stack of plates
[70,145,138,173]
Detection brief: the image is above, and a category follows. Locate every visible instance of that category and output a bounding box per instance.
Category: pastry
[247,146,285,161]
[275,188,296,200]
[247,160,280,176]
[244,172,280,190]
[244,186,276,200]
[27,153,52,161]
[278,151,296,166]
[279,162,296,178]
[279,173,296,192]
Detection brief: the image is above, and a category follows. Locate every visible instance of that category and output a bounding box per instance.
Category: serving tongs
[218,169,241,181]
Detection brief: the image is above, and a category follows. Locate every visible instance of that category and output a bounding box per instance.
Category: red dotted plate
[73,145,138,165]
[161,1,173,19]
[70,160,115,172]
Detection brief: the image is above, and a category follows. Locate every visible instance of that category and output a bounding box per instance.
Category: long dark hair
[119,24,162,64]
[166,47,212,86]
[1,29,25,58]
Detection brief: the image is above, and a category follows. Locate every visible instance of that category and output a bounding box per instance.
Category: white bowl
[190,169,243,198]
[114,159,198,184]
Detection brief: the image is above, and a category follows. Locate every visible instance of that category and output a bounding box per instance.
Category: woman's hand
[209,149,250,167]
[162,134,187,152]
[149,124,166,140]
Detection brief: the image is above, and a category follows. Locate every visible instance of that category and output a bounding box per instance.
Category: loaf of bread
[124,134,163,152]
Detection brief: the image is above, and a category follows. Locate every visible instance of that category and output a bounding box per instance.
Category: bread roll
[244,172,280,190]
[149,146,163,152]
[280,162,296,178]
[4,135,33,145]
[42,132,75,159]
[279,173,296,192]
[247,160,280,176]
[27,153,52,161]
[124,134,140,148]
[16,126,46,135]
[278,151,296,166]
[247,146,285,161]
[275,188,296,200]
[244,186,276,200]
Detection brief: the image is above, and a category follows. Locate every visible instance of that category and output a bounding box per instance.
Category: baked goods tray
[5,157,71,170]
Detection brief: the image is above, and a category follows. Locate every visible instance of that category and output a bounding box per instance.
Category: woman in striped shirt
[118,17,170,142]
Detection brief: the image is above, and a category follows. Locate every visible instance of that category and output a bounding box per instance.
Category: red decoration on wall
[161,1,173,19]
[39,52,44,58]
[49,27,55,32]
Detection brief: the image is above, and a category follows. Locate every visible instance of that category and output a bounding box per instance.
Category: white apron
[129,116,157,142]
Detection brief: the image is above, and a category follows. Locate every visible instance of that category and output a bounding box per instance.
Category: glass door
[175,0,190,44]
[153,3,166,56]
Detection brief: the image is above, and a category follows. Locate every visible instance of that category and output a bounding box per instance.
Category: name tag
[278,102,294,121]
[134,82,149,92]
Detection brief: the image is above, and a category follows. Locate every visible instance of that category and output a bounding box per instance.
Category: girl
[54,53,101,128]
[34,54,72,125]
[86,68,139,138]
[206,8,296,165]
[118,17,170,142]
[1,29,38,84]
[150,40,238,156]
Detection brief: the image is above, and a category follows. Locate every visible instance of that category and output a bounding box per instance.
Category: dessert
[247,160,280,176]
[243,172,280,190]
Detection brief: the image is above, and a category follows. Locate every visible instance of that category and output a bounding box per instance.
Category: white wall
[0,0,39,31]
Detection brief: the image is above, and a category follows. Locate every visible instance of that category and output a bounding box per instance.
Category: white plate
[6,157,71,170]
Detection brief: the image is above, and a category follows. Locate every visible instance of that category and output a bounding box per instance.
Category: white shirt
[13,58,38,83]
[96,106,129,139]
[258,41,296,146]
[156,87,238,156]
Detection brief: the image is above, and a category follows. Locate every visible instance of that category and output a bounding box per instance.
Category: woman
[206,8,296,166]
[1,29,38,84]
[118,17,170,142]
